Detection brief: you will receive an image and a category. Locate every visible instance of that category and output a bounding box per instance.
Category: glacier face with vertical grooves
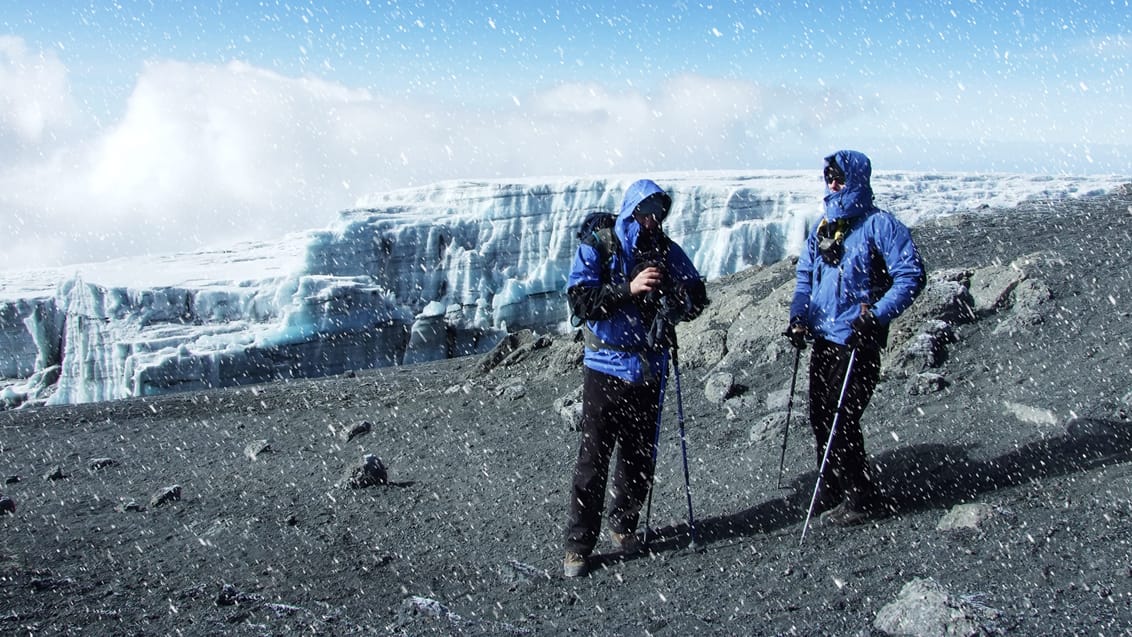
[0,170,1124,407]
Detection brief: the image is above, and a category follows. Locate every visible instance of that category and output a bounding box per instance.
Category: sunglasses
[634,193,670,223]
[824,167,845,185]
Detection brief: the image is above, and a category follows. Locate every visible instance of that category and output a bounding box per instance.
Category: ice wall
[0,171,1124,407]
[314,176,815,331]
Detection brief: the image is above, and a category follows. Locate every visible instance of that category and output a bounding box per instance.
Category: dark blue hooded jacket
[567,179,705,384]
[789,150,926,346]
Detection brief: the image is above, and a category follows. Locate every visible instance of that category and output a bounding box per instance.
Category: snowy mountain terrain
[1,188,1130,635]
[0,171,1125,407]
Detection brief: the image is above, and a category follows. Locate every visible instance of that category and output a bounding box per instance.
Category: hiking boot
[563,552,589,578]
[821,501,885,527]
[810,486,843,515]
[610,531,642,555]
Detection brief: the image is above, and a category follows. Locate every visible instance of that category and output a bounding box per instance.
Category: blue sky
[1,1,1128,268]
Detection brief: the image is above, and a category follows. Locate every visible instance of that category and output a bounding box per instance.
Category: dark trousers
[564,368,660,555]
[808,338,882,510]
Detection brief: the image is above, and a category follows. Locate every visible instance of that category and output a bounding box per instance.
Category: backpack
[569,211,620,327]
[577,211,619,276]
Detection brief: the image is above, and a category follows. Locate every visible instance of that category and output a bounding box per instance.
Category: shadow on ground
[650,418,1132,551]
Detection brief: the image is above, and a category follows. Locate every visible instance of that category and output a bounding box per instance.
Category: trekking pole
[776,344,803,489]
[641,349,670,548]
[672,345,700,549]
[799,348,857,546]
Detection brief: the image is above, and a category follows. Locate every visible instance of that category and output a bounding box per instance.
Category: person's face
[634,211,660,232]
[825,168,845,192]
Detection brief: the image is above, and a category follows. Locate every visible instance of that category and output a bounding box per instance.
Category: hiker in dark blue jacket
[787,150,925,526]
[563,179,708,577]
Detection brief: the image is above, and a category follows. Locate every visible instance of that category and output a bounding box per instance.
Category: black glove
[647,311,675,350]
[784,317,807,350]
[847,308,879,350]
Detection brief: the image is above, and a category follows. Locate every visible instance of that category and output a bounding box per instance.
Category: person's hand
[847,307,878,350]
[784,318,808,350]
[629,266,663,296]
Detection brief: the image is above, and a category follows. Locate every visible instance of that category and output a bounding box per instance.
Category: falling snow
[1,189,1130,634]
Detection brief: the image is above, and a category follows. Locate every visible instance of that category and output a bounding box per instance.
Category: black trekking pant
[808,338,882,510]
[564,367,660,555]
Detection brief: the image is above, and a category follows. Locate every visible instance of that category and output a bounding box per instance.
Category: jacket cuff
[612,281,632,304]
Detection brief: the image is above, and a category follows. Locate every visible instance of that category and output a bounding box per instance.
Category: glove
[647,312,675,350]
[847,308,879,350]
[784,317,807,350]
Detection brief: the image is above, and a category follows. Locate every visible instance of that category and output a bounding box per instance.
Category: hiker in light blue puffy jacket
[787,150,926,527]
[562,179,707,577]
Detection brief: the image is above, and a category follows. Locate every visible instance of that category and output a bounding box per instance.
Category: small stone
[115,501,145,513]
[0,495,15,514]
[764,388,794,412]
[341,454,388,489]
[337,421,372,442]
[554,385,584,432]
[87,458,118,472]
[150,485,182,508]
[30,577,75,592]
[244,439,273,460]
[1003,401,1059,426]
[907,372,948,396]
[937,503,995,531]
[216,584,241,606]
[216,583,260,606]
[723,394,758,421]
[749,412,791,445]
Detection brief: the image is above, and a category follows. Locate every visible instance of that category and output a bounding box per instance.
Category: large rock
[887,320,956,378]
[874,577,1003,637]
[704,372,737,404]
[992,278,1052,335]
[968,265,1022,315]
[681,260,796,371]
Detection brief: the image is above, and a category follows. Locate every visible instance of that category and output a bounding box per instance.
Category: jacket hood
[616,179,671,250]
[822,150,875,222]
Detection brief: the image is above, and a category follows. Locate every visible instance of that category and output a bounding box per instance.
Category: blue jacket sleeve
[789,235,815,321]
[869,214,926,325]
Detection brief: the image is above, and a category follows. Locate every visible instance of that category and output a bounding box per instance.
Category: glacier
[0,170,1125,408]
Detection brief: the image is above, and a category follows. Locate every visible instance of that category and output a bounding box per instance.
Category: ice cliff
[0,171,1123,407]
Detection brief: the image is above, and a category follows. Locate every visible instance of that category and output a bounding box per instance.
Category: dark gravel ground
[2,188,1132,636]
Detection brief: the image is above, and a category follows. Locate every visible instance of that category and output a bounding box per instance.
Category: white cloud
[0,47,847,270]
[0,36,1125,271]
[0,36,77,146]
